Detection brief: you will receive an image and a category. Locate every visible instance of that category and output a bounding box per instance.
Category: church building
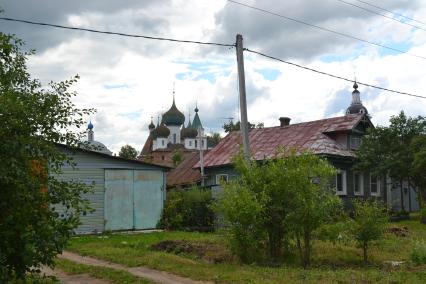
[139,93,207,167]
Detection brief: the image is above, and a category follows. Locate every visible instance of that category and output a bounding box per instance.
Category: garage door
[104,169,163,231]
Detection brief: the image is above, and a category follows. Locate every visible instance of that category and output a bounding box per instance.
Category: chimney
[279,117,291,127]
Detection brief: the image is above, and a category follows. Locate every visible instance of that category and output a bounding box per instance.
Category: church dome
[152,123,170,138]
[83,140,113,155]
[346,82,368,115]
[181,126,198,138]
[162,98,185,126]
[148,120,155,131]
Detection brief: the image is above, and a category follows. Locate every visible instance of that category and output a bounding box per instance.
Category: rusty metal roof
[167,151,202,187]
[201,114,366,168]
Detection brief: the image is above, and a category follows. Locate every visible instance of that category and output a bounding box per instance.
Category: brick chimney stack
[279,117,291,127]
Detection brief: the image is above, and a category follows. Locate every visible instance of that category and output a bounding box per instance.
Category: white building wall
[153,137,168,150]
[184,138,195,149]
[193,136,207,150]
[167,125,181,144]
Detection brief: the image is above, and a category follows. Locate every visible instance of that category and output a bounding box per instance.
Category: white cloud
[3,0,424,154]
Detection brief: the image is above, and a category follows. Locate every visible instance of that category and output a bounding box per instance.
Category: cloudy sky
[1,0,426,154]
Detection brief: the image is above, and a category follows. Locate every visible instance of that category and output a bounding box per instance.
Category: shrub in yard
[217,182,266,263]
[217,148,341,267]
[159,186,214,231]
[315,219,352,245]
[410,240,426,265]
[350,199,388,265]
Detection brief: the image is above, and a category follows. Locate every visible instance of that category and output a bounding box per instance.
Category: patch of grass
[55,258,153,284]
[66,218,426,283]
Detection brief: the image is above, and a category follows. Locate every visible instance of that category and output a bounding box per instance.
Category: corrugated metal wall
[55,148,165,234]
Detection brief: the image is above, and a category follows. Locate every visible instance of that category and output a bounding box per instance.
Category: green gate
[104,169,163,231]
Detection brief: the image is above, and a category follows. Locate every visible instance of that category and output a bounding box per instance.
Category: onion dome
[148,118,155,131]
[346,81,368,115]
[162,97,185,126]
[152,123,170,139]
[88,121,94,130]
[181,125,198,138]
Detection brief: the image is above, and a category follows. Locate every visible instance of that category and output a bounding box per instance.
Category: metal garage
[55,145,169,234]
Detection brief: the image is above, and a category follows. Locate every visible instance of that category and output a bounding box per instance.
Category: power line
[0,17,235,47]
[336,0,426,32]
[1,15,423,99]
[244,47,426,99]
[227,0,426,60]
[353,0,426,26]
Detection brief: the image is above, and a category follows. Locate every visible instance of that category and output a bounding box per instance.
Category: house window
[353,172,364,196]
[189,140,192,147]
[216,174,229,185]
[162,140,165,146]
[202,140,204,148]
[173,133,176,144]
[350,136,361,150]
[195,140,198,148]
[370,174,380,196]
[336,170,347,195]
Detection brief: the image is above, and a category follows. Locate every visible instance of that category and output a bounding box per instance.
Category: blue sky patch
[255,68,281,81]
[377,40,413,57]
[104,83,130,89]
[174,60,233,83]
[118,112,140,119]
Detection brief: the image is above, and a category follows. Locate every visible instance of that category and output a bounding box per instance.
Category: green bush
[216,182,266,263]
[315,220,352,245]
[159,187,214,231]
[350,200,388,265]
[410,240,426,265]
[217,149,340,267]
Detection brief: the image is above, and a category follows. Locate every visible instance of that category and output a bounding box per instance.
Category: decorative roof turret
[191,103,203,130]
[346,81,368,115]
[152,123,170,139]
[148,117,155,131]
[162,93,185,126]
[83,120,112,155]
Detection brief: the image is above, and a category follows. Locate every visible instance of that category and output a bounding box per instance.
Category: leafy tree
[356,112,426,210]
[287,157,341,268]
[118,144,138,160]
[0,33,93,280]
[207,132,222,147]
[218,149,340,266]
[350,200,388,265]
[171,149,184,166]
[223,121,260,133]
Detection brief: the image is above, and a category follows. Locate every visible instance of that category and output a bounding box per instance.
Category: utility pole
[235,34,250,161]
[198,126,205,187]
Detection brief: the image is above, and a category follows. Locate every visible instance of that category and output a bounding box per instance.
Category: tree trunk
[268,228,283,262]
[400,180,405,211]
[363,241,368,265]
[303,230,311,269]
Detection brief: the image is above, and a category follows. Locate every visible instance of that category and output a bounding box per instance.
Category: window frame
[370,174,381,196]
[215,174,229,185]
[335,170,347,196]
[353,172,364,196]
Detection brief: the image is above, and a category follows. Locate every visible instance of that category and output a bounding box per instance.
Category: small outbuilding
[56,144,169,234]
